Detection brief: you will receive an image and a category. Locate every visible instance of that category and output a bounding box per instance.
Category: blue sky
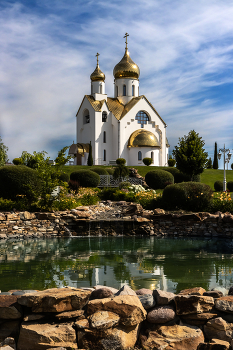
[1,0,233,168]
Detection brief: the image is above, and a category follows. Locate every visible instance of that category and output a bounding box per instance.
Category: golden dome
[128,130,160,148]
[90,53,105,82]
[113,48,140,79]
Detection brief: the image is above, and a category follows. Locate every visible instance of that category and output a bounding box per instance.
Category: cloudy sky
[1,0,233,167]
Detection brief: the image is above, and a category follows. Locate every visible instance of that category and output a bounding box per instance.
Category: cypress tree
[87,141,93,166]
[213,142,218,169]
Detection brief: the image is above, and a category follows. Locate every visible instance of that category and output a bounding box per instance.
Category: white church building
[69,34,169,166]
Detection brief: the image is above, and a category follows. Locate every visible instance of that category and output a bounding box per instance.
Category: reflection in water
[0,237,232,292]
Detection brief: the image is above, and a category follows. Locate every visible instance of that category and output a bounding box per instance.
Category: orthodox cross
[96,52,100,66]
[124,33,129,49]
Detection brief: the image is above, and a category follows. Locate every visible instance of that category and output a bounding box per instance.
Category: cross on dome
[124,33,129,50]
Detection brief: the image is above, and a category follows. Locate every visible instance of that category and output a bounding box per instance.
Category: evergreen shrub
[145,170,174,190]
[12,158,23,165]
[119,181,131,189]
[214,181,223,192]
[116,158,126,165]
[173,172,191,183]
[105,168,114,175]
[70,170,100,188]
[168,159,176,167]
[227,181,233,192]
[162,182,213,211]
[99,188,118,200]
[143,158,153,166]
[90,167,109,175]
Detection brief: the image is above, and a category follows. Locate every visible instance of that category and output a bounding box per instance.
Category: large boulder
[215,296,233,313]
[114,285,137,297]
[153,289,175,305]
[178,287,206,296]
[88,311,120,329]
[174,295,214,315]
[141,324,204,350]
[0,320,21,342]
[17,288,91,313]
[197,339,231,349]
[138,294,156,310]
[181,311,218,326]
[204,317,233,343]
[147,305,176,324]
[0,295,22,319]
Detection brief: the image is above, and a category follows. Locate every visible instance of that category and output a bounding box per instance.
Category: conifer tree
[213,142,218,169]
[87,141,93,166]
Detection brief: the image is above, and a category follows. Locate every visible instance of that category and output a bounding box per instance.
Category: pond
[0,237,233,293]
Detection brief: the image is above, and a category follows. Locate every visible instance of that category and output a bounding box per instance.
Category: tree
[87,141,93,166]
[113,158,129,181]
[55,146,72,169]
[206,157,212,169]
[0,137,8,166]
[172,130,208,180]
[213,142,218,169]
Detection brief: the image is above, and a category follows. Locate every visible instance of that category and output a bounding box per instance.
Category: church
[69,34,169,166]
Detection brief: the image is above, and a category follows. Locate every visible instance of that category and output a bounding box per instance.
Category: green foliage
[206,157,212,169]
[113,163,129,180]
[87,141,93,166]
[105,168,114,175]
[213,142,218,169]
[231,163,233,170]
[0,137,8,166]
[12,158,23,165]
[116,158,126,165]
[145,170,174,190]
[173,172,191,183]
[70,170,100,188]
[227,181,233,192]
[51,171,69,183]
[143,158,153,166]
[0,198,17,211]
[90,167,109,175]
[172,130,208,179]
[162,182,213,211]
[214,180,223,192]
[98,188,118,201]
[119,181,131,189]
[54,146,72,168]
[168,158,176,167]
[0,165,41,202]
[210,192,233,213]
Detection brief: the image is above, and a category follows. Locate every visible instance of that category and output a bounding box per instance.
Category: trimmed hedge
[162,182,213,211]
[70,170,100,188]
[227,181,233,192]
[168,159,176,167]
[116,158,126,165]
[145,170,174,189]
[90,167,109,175]
[214,180,223,192]
[105,168,114,175]
[0,165,41,201]
[143,158,153,166]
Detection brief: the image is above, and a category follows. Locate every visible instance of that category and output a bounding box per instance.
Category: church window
[123,85,126,96]
[100,84,102,94]
[103,149,106,161]
[132,85,135,96]
[103,131,106,143]
[138,86,139,95]
[102,112,107,122]
[138,151,142,161]
[83,109,90,124]
[151,152,154,164]
[116,85,118,96]
[135,111,149,128]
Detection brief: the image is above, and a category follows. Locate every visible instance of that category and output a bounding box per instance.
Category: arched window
[123,85,126,96]
[132,85,135,96]
[103,149,106,161]
[138,86,139,96]
[83,109,90,124]
[151,151,154,164]
[135,111,149,128]
[100,84,102,94]
[103,131,106,143]
[116,85,118,96]
[138,151,142,161]
[102,112,107,122]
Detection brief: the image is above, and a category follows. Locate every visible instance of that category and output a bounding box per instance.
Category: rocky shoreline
[1,201,233,239]
[0,285,233,349]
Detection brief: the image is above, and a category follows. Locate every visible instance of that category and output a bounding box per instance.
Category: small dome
[113,48,140,79]
[90,65,105,82]
[128,130,160,148]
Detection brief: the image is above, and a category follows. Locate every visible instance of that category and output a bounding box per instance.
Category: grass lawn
[61,165,233,191]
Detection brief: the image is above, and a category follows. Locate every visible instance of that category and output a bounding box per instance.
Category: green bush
[214,180,223,192]
[227,181,233,192]
[116,158,126,166]
[145,170,174,189]
[173,172,191,183]
[90,167,109,175]
[143,158,153,166]
[12,158,23,165]
[119,181,131,189]
[70,170,100,188]
[162,182,213,211]
[105,168,114,175]
[168,159,176,167]
[99,188,118,200]
[51,171,69,183]
[0,165,41,202]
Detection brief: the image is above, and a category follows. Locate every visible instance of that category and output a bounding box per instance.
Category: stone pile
[0,285,233,349]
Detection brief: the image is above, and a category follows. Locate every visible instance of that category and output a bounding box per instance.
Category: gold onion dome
[128,130,160,148]
[113,33,140,79]
[90,53,105,82]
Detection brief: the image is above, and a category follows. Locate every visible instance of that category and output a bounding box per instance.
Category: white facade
[72,43,169,166]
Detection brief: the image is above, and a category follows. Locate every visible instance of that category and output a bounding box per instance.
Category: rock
[0,295,22,319]
[197,339,230,349]
[215,296,233,313]
[24,314,45,322]
[0,337,16,350]
[17,322,78,350]
[91,288,114,300]
[175,295,214,315]
[55,309,85,320]
[153,208,165,215]
[228,287,233,295]
[204,290,223,298]
[136,288,153,296]
[75,318,89,329]
[78,324,140,350]
[93,285,119,294]
[122,203,143,216]
[141,324,204,350]
[19,211,36,220]
[86,295,147,326]
[178,287,206,296]
[0,320,20,342]
[71,210,91,218]
[88,311,120,329]
[153,289,175,305]
[0,346,15,350]
[17,287,91,313]
[212,287,228,296]
[138,294,156,310]
[147,305,176,324]
[204,317,233,343]
[181,311,218,326]
[114,285,137,296]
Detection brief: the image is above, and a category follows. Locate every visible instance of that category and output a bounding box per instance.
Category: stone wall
[0,285,233,350]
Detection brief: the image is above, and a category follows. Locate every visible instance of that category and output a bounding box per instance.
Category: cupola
[90,53,107,100]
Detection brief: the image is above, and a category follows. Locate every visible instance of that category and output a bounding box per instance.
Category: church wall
[128,148,160,166]
[115,78,139,104]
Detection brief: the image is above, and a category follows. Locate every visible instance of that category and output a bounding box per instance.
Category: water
[0,237,232,293]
